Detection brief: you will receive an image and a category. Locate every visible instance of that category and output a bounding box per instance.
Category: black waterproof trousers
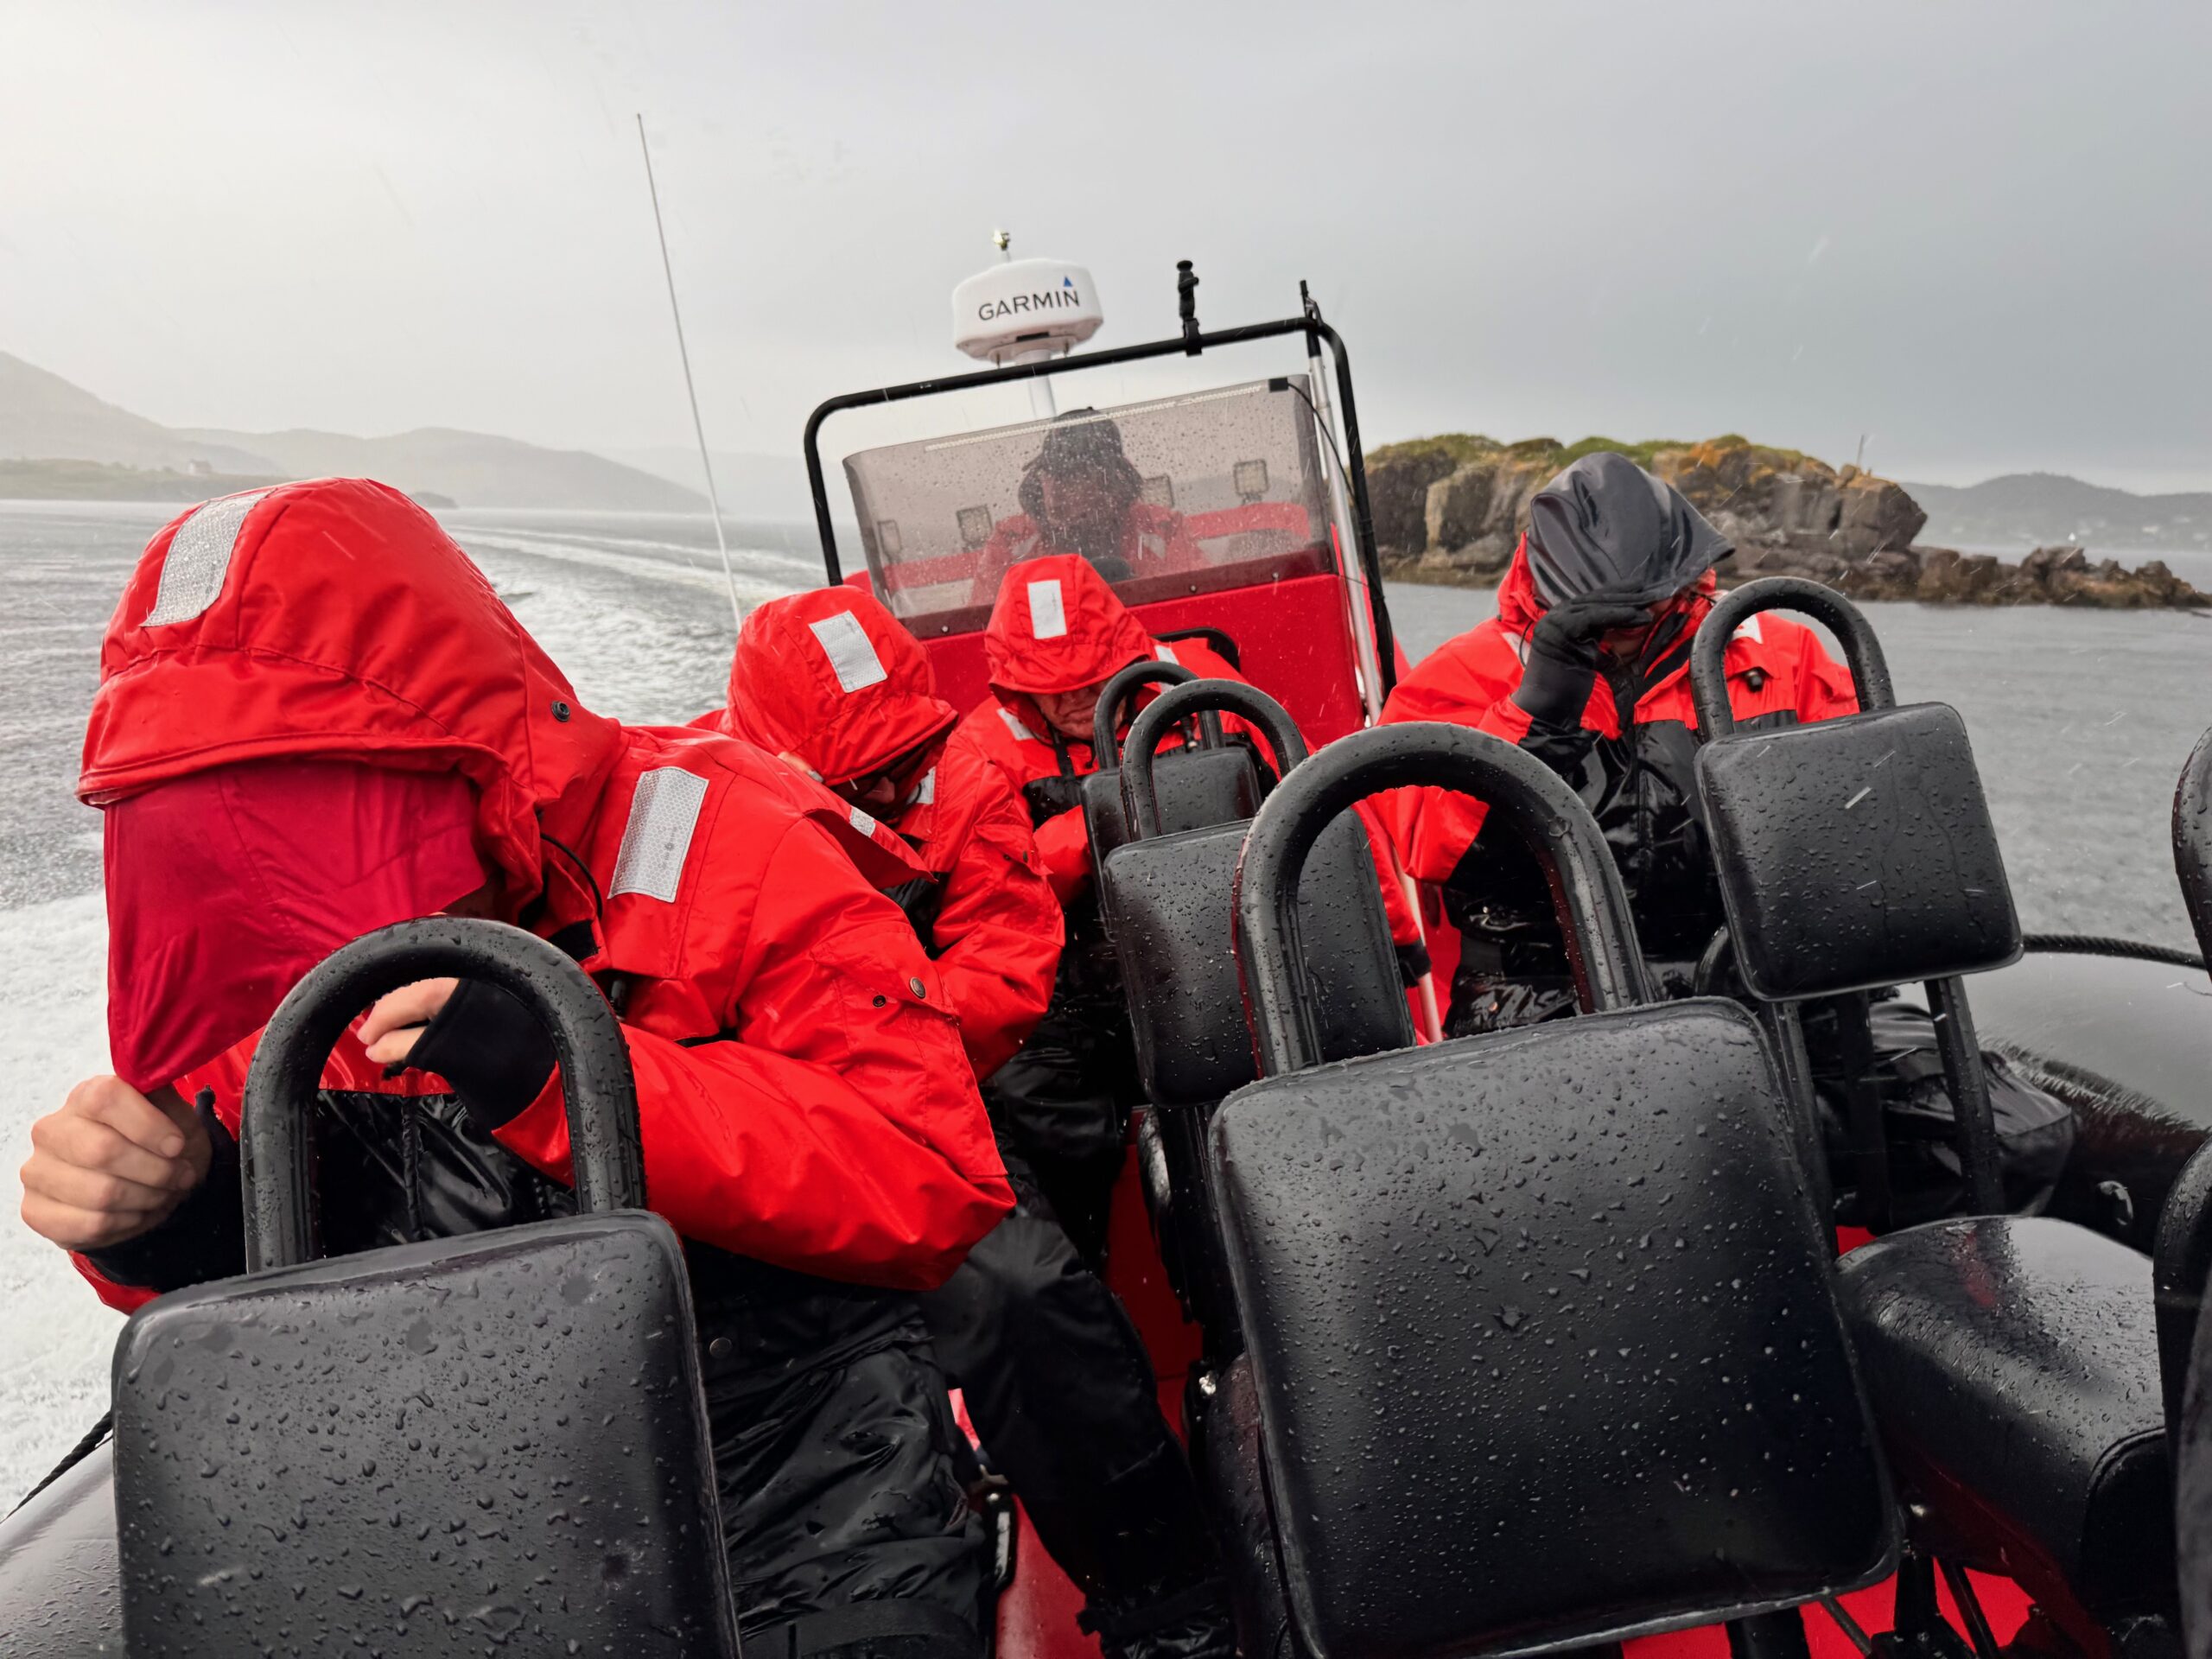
[920,1158,1226,1656]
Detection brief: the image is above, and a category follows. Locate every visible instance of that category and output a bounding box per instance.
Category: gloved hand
[1511,596,1651,728]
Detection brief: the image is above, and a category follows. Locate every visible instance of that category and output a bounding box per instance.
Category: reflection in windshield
[842,378,1337,624]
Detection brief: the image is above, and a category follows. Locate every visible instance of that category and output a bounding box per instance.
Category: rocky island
[1369,435,2208,608]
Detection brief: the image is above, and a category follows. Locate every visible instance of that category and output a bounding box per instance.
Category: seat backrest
[1100,680,1410,1109]
[1082,659,1260,874]
[1690,579,2020,1001]
[1212,724,1896,1659]
[111,920,738,1658]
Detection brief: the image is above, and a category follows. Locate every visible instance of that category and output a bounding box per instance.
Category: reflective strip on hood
[1153,641,1179,664]
[849,804,878,837]
[1735,613,1764,643]
[610,766,709,902]
[912,767,937,806]
[1027,578,1068,639]
[999,708,1039,743]
[808,610,890,693]
[143,490,273,626]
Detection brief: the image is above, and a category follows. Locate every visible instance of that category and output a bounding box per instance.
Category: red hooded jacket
[1379,537,1859,884]
[709,588,1063,1080]
[76,479,1012,1310]
[954,555,1250,901]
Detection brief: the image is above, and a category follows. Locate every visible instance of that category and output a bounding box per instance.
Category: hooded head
[723,588,956,789]
[1525,452,1732,609]
[982,552,1154,699]
[1016,413,1145,554]
[83,478,622,1084]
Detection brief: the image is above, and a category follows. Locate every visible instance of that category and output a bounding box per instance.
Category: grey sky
[6,2,2209,491]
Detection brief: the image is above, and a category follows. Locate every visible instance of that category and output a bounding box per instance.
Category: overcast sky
[5,2,2209,491]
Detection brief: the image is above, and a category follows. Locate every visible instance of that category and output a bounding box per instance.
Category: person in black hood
[1379,452,2075,1229]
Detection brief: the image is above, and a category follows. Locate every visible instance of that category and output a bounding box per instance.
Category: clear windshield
[841,375,1336,627]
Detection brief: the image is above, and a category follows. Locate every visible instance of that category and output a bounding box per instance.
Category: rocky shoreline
[1370,435,2208,609]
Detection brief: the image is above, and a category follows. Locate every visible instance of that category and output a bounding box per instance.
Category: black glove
[1512,597,1651,728]
[407,978,558,1134]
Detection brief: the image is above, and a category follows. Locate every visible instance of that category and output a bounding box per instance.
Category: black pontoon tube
[2177,727,2212,969]
[1234,721,1647,1076]
[1120,680,1308,842]
[240,917,645,1271]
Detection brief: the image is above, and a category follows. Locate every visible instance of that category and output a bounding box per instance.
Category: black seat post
[1690,578,2008,1221]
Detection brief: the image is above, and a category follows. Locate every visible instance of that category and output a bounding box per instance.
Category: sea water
[0,501,2206,1497]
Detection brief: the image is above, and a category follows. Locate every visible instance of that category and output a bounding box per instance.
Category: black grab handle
[1092,660,1211,762]
[2177,728,2212,971]
[1234,722,1649,1076]
[1689,577,1897,736]
[240,917,645,1271]
[1122,680,1308,842]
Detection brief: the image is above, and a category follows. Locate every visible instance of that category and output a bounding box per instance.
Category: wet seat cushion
[1835,1216,2171,1619]
[111,1211,738,1656]
[1695,702,2019,1000]
[1211,999,1894,1659]
[1103,810,1410,1110]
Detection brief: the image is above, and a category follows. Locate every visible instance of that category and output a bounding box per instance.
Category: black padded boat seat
[1695,702,2019,999]
[1836,1217,2172,1624]
[1083,745,1260,877]
[1104,810,1409,1109]
[1211,1000,1894,1659]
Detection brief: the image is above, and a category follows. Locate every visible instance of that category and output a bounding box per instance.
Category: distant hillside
[603,445,817,522]
[0,351,703,510]
[0,353,277,474]
[1904,472,2212,552]
[181,426,704,513]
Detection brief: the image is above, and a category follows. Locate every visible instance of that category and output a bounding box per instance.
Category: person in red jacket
[966,415,1205,605]
[713,587,1233,1659]
[709,587,1061,1080]
[1379,452,2072,1223]
[17,479,1013,1659]
[953,555,1249,1252]
[1382,450,1857,1031]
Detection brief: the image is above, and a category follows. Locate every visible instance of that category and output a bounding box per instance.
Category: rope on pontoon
[8,1410,111,1516]
[2022,931,2206,971]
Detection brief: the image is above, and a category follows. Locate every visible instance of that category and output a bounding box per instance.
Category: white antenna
[636,113,742,634]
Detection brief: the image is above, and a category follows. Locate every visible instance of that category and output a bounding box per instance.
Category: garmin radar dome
[952,232,1102,416]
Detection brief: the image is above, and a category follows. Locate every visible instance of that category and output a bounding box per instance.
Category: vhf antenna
[636,113,742,634]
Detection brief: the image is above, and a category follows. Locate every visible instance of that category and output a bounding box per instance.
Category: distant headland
[1369,435,2208,608]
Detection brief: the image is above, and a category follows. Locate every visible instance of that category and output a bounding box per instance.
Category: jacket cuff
[85,1095,246,1293]
[408,978,558,1133]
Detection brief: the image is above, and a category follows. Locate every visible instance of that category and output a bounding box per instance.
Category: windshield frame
[800,308,1398,696]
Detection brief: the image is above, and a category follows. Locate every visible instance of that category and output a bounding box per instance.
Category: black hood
[1526,452,1732,607]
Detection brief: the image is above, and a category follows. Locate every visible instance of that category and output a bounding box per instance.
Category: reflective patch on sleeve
[998,707,1038,744]
[1027,578,1068,639]
[1153,641,1179,664]
[143,490,273,626]
[849,804,879,837]
[808,610,889,693]
[609,767,709,902]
